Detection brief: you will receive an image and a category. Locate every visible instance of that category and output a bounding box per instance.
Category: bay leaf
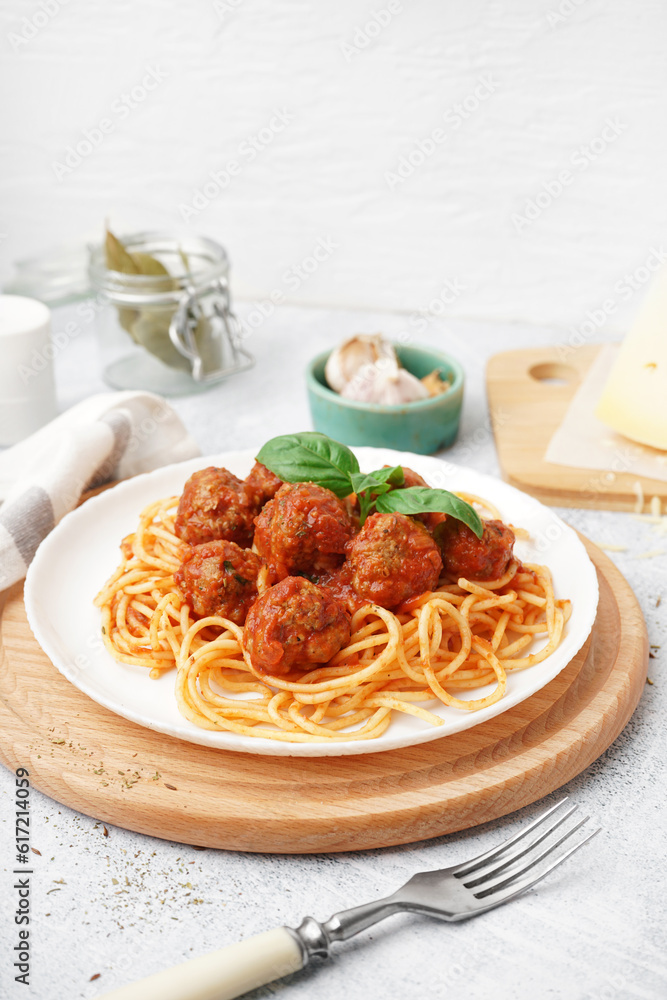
[131,311,190,371]
[178,246,192,276]
[118,307,139,340]
[105,226,177,355]
[132,252,171,277]
[132,252,176,295]
[105,229,140,274]
[105,229,142,337]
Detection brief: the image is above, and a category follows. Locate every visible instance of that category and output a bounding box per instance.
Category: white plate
[24,448,599,757]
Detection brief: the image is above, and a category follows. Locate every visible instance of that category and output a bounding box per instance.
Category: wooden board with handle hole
[0,533,647,854]
[486,345,667,511]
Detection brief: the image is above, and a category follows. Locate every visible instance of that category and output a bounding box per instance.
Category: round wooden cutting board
[0,536,647,854]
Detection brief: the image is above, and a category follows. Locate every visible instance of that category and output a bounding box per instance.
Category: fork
[101,798,598,1000]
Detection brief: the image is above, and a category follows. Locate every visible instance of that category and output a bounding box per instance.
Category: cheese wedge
[596,265,667,449]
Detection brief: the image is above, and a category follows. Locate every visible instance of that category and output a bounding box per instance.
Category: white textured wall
[1,0,666,330]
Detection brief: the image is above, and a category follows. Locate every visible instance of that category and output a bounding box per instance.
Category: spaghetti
[95,494,571,743]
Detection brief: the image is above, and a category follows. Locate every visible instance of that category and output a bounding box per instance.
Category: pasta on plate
[95,439,571,745]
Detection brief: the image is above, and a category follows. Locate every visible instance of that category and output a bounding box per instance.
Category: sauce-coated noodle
[94,497,571,742]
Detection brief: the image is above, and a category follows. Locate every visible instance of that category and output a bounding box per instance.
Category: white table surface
[1,302,665,1000]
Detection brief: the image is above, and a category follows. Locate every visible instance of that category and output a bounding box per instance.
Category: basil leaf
[385,465,406,487]
[349,465,403,495]
[256,432,359,497]
[376,487,484,538]
[349,471,378,495]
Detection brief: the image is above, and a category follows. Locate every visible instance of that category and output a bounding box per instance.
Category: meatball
[318,563,366,615]
[175,466,258,548]
[434,518,516,582]
[245,461,283,507]
[395,465,428,490]
[175,540,261,624]
[345,512,442,608]
[383,465,446,532]
[243,576,350,675]
[253,482,356,580]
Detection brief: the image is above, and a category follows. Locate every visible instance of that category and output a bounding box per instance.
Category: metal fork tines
[293,798,601,961]
[454,797,594,898]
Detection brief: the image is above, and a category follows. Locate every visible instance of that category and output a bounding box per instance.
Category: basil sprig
[257,431,358,495]
[255,432,484,537]
[349,465,405,523]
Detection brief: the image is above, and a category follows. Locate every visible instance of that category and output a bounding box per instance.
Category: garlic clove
[325,334,397,393]
[341,358,430,404]
[421,369,452,397]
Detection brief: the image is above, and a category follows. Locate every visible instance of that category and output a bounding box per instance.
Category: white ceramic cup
[0,294,58,446]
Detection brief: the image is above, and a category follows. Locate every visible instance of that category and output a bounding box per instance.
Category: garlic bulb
[341,357,430,404]
[325,334,397,393]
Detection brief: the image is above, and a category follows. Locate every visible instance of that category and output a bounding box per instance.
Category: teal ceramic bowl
[306,344,464,455]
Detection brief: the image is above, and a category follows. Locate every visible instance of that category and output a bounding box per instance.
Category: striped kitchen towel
[0,391,200,590]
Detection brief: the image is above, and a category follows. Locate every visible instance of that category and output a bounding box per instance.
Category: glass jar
[88,232,253,395]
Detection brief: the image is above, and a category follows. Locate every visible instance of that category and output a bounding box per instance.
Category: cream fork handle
[99,927,304,1000]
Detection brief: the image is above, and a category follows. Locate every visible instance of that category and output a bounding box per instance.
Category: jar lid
[88,232,230,308]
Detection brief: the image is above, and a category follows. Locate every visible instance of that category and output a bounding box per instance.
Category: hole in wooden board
[528,362,577,386]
